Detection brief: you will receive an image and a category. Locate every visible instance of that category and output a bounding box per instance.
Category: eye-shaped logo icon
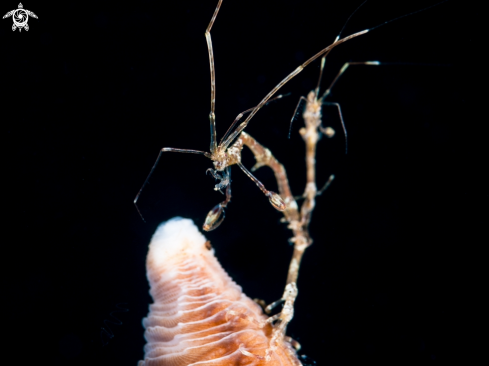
[3,3,38,32]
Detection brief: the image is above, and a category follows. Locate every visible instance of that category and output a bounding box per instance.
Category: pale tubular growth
[138,218,302,365]
[133,0,370,231]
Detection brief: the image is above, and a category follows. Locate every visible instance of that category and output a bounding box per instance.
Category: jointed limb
[288,96,308,139]
[322,61,380,99]
[134,148,212,221]
[203,167,231,231]
[322,101,347,152]
[221,29,369,149]
[235,132,310,346]
[239,132,298,221]
[205,0,223,153]
[236,162,286,212]
[317,174,335,196]
[220,94,288,146]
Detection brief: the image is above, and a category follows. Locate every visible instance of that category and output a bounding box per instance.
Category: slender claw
[319,125,335,138]
[284,336,301,351]
[267,192,286,211]
[203,203,225,231]
[265,298,285,314]
[251,160,267,172]
[207,168,222,180]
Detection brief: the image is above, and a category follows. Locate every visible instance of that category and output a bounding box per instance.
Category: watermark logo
[3,3,38,32]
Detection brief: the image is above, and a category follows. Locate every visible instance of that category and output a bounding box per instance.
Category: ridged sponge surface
[139,217,301,366]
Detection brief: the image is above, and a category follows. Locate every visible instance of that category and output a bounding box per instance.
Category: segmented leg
[293,62,380,156]
[321,101,347,152]
[321,61,380,99]
[221,29,369,149]
[134,148,211,221]
[236,162,286,211]
[220,94,288,146]
[239,131,297,218]
[205,0,223,154]
[316,174,335,196]
[203,167,231,231]
[289,96,308,138]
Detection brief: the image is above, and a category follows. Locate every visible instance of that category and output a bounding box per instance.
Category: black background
[1,1,480,365]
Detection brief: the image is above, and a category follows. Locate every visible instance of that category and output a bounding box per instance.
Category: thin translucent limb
[266,313,282,325]
[323,61,448,101]
[219,94,288,147]
[205,0,223,153]
[293,175,335,201]
[134,148,212,221]
[239,132,296,218]
[235,163,265,194]
[368,0,450,33]
[314,53,331,99]
[221,29,369,149]
[313,45,338,98]
[209,113,217,154]
[336,0,370,40]
[203,167,231,231]
[265,298,285,314]
[236,162,285,211]
[321,61,380,99]
[316,174,335,196]
[288,96,307,139]
[318,0,450,97]
[321,101,348,153]
[206,167,230,192]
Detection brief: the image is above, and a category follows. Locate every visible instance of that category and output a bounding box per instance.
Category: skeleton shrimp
[134,0,369,231]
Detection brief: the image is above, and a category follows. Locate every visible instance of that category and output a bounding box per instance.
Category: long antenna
[369,0,451,32]
[315,0,369,98]
[337,0,369,40]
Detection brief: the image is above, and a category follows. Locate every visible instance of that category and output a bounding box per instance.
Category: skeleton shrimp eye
[203,203,225,231]
[267,191,286,211]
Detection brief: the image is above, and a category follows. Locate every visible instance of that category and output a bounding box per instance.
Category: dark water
[1,1,479,365]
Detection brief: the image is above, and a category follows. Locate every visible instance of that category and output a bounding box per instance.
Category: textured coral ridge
[139,217,301,366]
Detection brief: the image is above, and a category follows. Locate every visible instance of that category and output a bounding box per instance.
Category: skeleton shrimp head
[209,141,243,191]
[301,90,336,140]
[211,153,228,177]
[303,91,322,127]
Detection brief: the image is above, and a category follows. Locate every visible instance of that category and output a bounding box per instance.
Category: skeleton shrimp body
[134,0,369,230]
